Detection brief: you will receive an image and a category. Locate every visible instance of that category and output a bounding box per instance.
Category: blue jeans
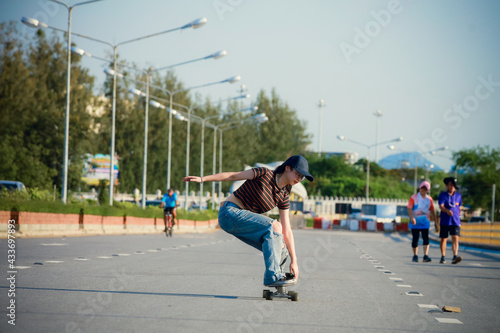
[218,201,288,285]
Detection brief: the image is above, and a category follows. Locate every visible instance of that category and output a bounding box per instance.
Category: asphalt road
[1,229,499,333]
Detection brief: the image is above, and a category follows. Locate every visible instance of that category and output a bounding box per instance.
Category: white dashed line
[41,243,68,246]
[97,256,112,259]
[435,318,463,324]
[45,260,64,264]
[405,291,423,296]
[418,304,439,309]
[13,266,31,269]
[397,284,412,288]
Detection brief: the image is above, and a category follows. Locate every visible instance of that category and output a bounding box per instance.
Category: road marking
[97,256,112,259]
[397,284,412,288]
[418,304,439,309]
[74,257,89,261]
[135,251,145,254]
[405,291,423,296]
[435,318,463,324]
[41,243,68,246]
[14,266,31,269]
[45,260,64,264]
[148,250,159,253]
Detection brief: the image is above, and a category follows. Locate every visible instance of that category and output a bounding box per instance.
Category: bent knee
[272,220,283,234]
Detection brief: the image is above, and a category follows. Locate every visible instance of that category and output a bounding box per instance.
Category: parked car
[0,180,26,191]
[468,216,486,223]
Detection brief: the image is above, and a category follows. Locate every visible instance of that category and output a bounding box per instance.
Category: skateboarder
[183,155,314,286]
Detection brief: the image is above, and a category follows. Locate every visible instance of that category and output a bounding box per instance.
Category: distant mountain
[378,151,443,171]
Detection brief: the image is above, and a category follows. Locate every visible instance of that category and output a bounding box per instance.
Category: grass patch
[0,190,218,220]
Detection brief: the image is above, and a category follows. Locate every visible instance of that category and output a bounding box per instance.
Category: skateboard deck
[263,275,298,301]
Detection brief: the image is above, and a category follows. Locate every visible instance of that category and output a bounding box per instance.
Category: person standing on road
[183,155,314,287]
[407,181,437,263]
[438,177,462,264]
[160,188,178,230]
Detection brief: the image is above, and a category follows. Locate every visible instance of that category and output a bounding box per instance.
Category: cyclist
[160,188,178,231]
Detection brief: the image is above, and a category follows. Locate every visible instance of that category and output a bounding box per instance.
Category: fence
[460,223,500,247]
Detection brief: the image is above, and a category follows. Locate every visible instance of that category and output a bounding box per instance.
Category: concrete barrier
[0,211,219,238]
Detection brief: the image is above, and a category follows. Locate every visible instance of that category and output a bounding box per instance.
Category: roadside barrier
[0,210,218,238]
[460,222,500,247]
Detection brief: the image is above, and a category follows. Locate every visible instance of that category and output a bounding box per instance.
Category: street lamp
[22,14,208,205]
[91,49,226,208]
[317,99,326,156]
[374,109,383,163]
[338,135,403,200]
[22,0,104,204]
[216,113,268,206]
[168,96,252,210]
[149,75,241,192]
[387,145,448,192]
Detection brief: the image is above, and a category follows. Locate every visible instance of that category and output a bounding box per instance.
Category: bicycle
[164,210,173,237]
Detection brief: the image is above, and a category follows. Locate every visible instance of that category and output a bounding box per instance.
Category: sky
[1,0,500,172]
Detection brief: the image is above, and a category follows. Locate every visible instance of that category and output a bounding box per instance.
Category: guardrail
[0,210,218,238]
[460,223,500,247]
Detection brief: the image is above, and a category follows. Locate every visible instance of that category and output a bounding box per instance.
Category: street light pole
[22,14,208,205]
[23,0,103,204]
[317,99,326,157]
[338,135,403,200]
[374,109,383,163]
[216,114,268,206]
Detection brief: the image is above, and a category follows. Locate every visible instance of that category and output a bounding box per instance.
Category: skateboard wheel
[265,290,273,300]
[263,289,270,298]
[288,291,298,302]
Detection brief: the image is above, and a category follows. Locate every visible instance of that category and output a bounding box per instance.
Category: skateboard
[262,274,298,301]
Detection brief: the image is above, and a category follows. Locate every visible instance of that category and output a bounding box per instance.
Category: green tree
[453,146,500,216]
[0,23,95,191]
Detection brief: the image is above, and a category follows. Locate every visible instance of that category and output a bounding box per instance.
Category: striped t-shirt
[234,167,291,214]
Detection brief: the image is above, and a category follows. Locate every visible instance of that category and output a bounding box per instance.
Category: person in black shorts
[438,177,462,264]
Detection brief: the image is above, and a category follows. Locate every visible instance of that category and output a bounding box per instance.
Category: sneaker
[439,256,446,264]
[412,255,418,262]
[265,273,296,287]
[423,255,432,263]
[452,256,462,264]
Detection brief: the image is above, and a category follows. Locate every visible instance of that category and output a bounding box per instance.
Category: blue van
[0,181,26,191]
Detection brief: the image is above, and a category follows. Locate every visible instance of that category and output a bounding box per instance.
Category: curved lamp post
[23,15,208,205]
[215,113,268,206]
[149,75,241,193]
[337,135,404,200]
[387,145,448,192]
[79,49,226,208]
[22,0,104,203]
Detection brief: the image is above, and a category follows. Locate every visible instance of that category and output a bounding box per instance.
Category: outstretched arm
[183,169,255,183]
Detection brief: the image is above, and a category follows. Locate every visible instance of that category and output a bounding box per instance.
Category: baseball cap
[419,181,430,191]
[282,155,314,182]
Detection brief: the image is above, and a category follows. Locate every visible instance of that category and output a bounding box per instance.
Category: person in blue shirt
[160,188,178,230]
[438,177,462,264]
